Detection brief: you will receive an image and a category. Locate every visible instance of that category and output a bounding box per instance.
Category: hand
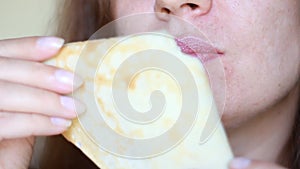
[0,37,85,169]
[229,157,287,169]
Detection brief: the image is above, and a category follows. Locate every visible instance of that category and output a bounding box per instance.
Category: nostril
[182,3,200,10]
[161,7,171,14]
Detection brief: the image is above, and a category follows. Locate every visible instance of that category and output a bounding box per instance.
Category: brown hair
[56,0,112,42]
[291,89,300,169]
[54,0,300,169]
[39,1,113,168]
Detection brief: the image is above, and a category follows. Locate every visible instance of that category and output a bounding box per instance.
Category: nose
[154,0,212,20]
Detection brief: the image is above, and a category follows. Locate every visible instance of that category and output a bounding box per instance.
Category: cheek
[109,0,300,128]
[215,0,300,127]
[222,56,299,128]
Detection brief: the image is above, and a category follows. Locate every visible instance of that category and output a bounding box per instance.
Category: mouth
[175,36,224,63]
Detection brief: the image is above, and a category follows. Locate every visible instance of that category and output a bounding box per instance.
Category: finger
[0,112,71,140]
[229,157,287,169]
[0,137,34,169]
[0,57,83,94]
[0,36,64,61]
[0,80,85,119]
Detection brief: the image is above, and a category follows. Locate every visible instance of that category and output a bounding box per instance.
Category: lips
[175,36,224,63]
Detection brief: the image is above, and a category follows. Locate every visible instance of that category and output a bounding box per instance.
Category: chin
[220,109,254,130]
[221,113,240,129]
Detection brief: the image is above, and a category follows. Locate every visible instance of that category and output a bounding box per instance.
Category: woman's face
[110,0,300,128]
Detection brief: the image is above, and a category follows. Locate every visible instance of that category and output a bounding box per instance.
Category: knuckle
[34,89,61,112]
[0,112,10,137]
[26,61,47,74]
[0,43,9,57]
[25,61,57,80]
[0,57,9,69]
[0,112,10,119]
[36,88,57,101]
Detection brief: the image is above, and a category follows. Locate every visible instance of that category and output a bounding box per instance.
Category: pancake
[45,32,233,169]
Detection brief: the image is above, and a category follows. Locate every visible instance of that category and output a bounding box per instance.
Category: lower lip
[194,53,222,63]
[175,37,224,63]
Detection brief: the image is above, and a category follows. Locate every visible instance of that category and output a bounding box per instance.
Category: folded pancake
[45,32,233,169]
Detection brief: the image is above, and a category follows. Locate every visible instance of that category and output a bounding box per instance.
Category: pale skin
[111,0,300,168]
[0,0,299,169]
[0,37,85,168]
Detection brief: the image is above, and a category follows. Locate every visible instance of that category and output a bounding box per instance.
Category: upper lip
[175,36,224,62]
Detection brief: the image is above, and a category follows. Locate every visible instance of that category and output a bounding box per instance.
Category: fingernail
[37,37,64,50]
[51,117,72,127]
[60,96,86,115]
[55,70,84,90]
[230,157,251,169]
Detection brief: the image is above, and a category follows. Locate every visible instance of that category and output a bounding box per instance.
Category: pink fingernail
[51,117,72,127]
[60,96,86,115]
[37,37,64,50]
[55,70,84,90]
[230,157,251,169]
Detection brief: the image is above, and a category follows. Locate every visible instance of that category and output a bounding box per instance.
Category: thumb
[229,157,287,169]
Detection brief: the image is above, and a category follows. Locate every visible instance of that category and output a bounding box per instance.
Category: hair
[56,0,112,42]
[55,0,300,168]
[291,88,300,169]
[39,1,113,168]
